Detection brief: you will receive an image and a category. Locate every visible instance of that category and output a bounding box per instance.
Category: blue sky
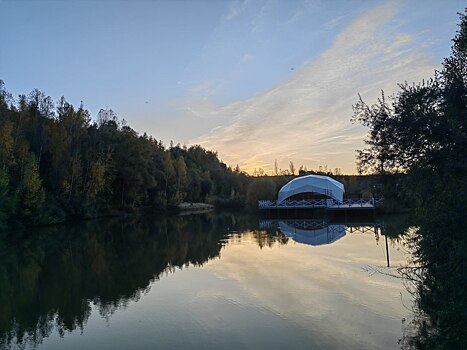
[0,0,465,173]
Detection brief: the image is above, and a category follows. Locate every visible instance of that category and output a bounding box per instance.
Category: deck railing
[258,198,382,209]
[260,219,384,234]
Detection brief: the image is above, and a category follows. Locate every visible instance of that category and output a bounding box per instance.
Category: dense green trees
[352,9,465,175]
[0,82,249,227]
[352,10,466,208]
[245,177,277,209]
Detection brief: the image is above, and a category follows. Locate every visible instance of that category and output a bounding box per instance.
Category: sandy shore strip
[178,202,214,211]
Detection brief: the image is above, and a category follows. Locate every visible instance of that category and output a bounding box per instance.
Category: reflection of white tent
[277,175,344,203]
[278,222,346,246]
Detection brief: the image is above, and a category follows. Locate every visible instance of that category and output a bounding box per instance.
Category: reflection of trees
[399,211,467,350]
[250,230,289,249]
[366,212,466,349]
[0,213,256,349]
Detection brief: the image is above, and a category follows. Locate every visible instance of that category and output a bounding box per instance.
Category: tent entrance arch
[277,175,344,203]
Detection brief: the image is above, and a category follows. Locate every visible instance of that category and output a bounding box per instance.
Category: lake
[0,212,416,349]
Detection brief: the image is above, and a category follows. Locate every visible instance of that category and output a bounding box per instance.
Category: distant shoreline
[178,202,214,211]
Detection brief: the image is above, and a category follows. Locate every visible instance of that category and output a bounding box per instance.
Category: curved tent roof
[277,175,344,203]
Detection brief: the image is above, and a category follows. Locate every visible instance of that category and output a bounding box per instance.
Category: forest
[0,85,252,227]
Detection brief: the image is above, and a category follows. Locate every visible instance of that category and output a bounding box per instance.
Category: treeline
[252,160,342,177]
[0,83,249,227]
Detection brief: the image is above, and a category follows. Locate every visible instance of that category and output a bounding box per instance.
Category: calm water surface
[0,212,413,349]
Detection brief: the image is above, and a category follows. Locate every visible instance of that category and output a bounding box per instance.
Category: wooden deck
[258,198,382,210]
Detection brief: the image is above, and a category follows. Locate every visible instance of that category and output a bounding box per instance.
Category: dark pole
[384,231,390,268]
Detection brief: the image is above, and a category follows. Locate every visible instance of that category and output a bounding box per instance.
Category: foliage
[352,10,467,208]
[0,85,251,227]
[351,8,466,177]
[245,177,277,209]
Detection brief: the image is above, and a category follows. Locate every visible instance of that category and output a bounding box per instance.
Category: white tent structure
[277,175,344,203]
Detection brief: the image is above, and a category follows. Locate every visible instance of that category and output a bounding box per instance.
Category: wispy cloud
[322,14,348,30]
[189,2,438,174]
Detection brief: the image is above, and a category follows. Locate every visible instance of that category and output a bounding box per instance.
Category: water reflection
[399,209,467,349]
[261,219,387,246]
[0,213,249,349]
[259,218,401,269]
[0,211,421,349]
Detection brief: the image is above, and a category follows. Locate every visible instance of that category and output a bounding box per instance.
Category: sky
[0,0,465,174]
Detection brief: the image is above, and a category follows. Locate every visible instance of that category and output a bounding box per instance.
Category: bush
[246,177,276,209]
